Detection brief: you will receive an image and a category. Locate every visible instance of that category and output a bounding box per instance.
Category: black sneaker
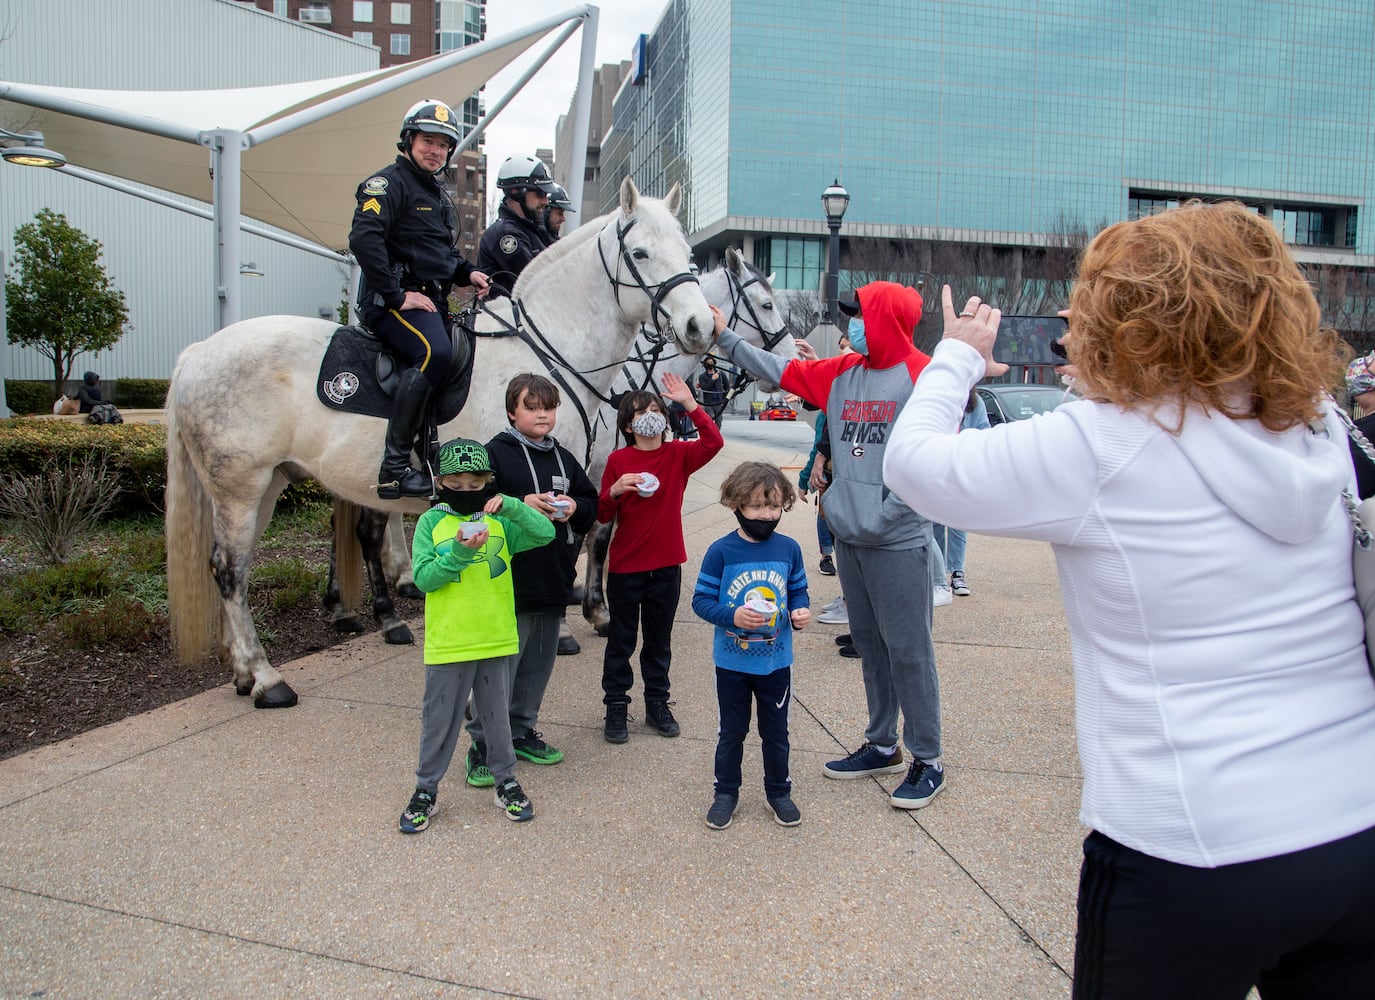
[834,633,852,646]
[838,644,859,658]
[604,702,629,744]
[645,699,681,737]
[818,554,836,576]
[494,777,534,822]
[705,792,738,830]
[399,787,437,834]
[767,794,802,827]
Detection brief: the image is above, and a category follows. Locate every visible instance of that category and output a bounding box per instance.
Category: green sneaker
[465,743,494,787]
[513,730,565,765]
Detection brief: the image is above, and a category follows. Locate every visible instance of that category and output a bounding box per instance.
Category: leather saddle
[315,321,475,424]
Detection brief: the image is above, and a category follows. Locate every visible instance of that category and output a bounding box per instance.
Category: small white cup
[636,473,660,498]
[745,597,777,616]
[458,521,485,540]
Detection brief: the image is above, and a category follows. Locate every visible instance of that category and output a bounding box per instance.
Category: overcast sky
[479,1,663,206]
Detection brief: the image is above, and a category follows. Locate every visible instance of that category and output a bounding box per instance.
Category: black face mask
[437,483,498,514]
[734,510,780,542]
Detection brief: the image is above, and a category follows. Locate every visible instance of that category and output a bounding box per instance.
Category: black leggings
[1074,825,1375,999]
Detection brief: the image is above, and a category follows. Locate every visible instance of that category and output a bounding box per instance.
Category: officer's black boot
[378,368,435,500]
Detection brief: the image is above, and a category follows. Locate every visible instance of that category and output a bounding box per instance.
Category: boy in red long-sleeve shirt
[598,371,724,743]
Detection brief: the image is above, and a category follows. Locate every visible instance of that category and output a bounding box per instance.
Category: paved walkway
[0,423,1082,998]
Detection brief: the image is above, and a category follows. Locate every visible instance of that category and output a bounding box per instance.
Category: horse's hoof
[235,679,253,697]
[253,683,298,709]
[557,635,581,656]
[383,623,414,645]
[593,624,609,638]
[397,583,423,601]
[332,616,366,634]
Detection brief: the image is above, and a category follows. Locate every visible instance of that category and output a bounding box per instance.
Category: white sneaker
[932,586,953,608]
[816,599,849,625]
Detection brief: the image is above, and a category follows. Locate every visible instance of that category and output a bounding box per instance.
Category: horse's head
[598,177,714,355]
[701,246,797,393]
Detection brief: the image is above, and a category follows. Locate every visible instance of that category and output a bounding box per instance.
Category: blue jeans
[816,512,833,556]
[931,523,966,575]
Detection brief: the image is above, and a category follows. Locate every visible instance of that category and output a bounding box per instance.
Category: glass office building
[600,0,1375,295]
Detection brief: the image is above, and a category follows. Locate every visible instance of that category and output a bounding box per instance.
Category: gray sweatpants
[834,540,942,761]
[416,655,516,793]
[466,610,561,744]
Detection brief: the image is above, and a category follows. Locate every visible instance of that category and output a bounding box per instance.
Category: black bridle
[463,212,698,464]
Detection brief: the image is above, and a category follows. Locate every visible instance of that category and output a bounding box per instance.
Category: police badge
[499,234,519,255]
[324,371,361,404]
[362,176,388,196]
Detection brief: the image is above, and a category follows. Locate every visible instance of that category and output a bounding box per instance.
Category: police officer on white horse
[542,182,577,243]
[349,99,491,499]
[478,154,556,297]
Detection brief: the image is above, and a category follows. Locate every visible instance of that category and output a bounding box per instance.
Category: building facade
[596,0,1375,341]
[554,60,632,220]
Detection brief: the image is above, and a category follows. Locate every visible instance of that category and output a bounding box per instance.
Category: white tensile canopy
[0,4,602,329]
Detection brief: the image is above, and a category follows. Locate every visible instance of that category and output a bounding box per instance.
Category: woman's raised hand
[941,285,1008,379]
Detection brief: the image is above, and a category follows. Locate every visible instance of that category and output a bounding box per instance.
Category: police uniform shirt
[478,203,552,296]
[349,155,475,315]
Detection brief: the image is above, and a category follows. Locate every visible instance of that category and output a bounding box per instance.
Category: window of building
[273,0,287,15]
[353,30,373,45]
[298,3,331,24]
[390,32,411,55]
[354,2,373,23]
[755,237,824,292]
[392,3,411,24]
[1130,189,1355,249]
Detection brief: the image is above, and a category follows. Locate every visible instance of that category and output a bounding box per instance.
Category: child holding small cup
[691,461,810,830]
[597,371,724,742]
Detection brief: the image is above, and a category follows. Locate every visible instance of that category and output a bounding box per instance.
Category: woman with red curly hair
[885,201,1375,999]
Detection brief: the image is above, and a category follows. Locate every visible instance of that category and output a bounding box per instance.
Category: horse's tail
[333,498,364,615]
[164,397,219,664]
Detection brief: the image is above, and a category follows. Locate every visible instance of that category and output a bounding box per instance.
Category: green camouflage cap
[436,438,491,477]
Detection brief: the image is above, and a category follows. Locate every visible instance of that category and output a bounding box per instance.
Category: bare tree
[1304,262,1375,357]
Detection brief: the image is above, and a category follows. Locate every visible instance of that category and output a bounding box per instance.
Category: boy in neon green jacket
[399,438,555,833]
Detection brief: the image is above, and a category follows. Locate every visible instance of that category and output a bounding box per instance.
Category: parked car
[758,398,797,421]
[975,383,1068,426]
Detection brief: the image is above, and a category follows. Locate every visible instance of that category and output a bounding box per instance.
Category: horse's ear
[725,246,743,274]
[664,181,682,216]
[620,176,639,215]
[767,272,777,285]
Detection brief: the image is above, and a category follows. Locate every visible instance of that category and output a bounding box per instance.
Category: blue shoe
[822,741,905,779]
[399,787,437,834]
[890,760,946,810]
[705,792,738,830]
[767,794,802,827]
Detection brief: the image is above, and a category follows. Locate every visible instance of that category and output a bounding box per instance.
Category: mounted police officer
[542,182,577,243]
[349,99,490,499]
[478,154,556,296]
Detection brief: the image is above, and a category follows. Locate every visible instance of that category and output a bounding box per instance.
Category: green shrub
[252,559,325,613]
[111,378,169,409]
[0,556,115,631]
[4,380,60,416]
[53,596,160,651]
[0,419,166,515]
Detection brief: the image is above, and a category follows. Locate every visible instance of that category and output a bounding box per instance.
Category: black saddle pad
[316,324,473,423]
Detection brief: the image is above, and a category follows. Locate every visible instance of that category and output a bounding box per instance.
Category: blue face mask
[847,317,868,356]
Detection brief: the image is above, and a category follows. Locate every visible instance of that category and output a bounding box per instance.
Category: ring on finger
[959,310,976,318]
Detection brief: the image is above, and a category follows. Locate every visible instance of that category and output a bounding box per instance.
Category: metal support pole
[826,219,841,328]
[0,250,8,416]
[207,129,248,331]
[564,5,600,215]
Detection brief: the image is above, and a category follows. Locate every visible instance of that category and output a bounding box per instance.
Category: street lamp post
[821,179,850,327]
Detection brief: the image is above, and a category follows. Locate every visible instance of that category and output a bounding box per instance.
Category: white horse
[166,178,713,707]
[342,247,796,636]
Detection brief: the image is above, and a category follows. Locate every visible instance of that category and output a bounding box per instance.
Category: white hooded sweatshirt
[885,340,1375,867]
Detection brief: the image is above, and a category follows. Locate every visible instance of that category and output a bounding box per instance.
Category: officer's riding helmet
[397,100,461,168]
[497,155,556,202]
[547,183,576,213]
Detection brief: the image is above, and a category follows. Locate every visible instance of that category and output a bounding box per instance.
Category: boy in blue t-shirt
[691,461,811,830]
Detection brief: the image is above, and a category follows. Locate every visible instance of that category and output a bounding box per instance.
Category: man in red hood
[711,280,948,811]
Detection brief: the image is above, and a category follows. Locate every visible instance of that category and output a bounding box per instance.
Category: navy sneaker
[890,759,946,810]
[767,795,802,827]
[494,778,534,822]
[705,792,738,830]
[399,787,437,834]
[818,554,836,576]
[823,741,905,779]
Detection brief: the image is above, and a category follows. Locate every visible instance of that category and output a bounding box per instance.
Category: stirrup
[377,469,434,500]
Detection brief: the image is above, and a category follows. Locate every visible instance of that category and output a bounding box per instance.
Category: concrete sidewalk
[0,425,1082,999]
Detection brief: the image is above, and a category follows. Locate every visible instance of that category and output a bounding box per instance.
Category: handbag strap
[1328,401,1374,547]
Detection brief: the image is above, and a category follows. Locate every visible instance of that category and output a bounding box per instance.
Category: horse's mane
[512,210,616,297]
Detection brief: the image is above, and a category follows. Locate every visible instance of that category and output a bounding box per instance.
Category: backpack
[88,402,124,425]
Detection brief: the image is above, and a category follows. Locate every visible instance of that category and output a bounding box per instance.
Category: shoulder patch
[499,234,519,255]
[362,176,388,195]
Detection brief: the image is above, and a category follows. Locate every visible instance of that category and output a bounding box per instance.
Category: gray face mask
[631,411,668,438]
